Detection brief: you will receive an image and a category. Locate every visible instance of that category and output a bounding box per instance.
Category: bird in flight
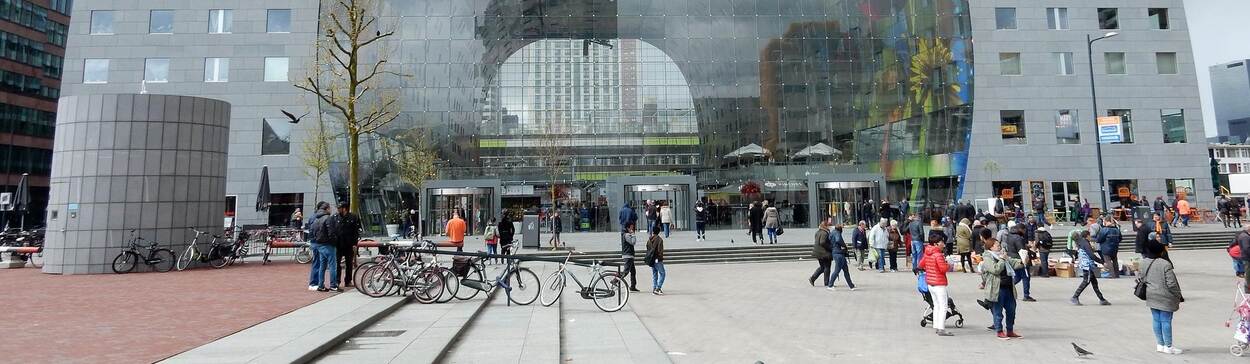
[1072,342,1094,358]
[281,109,309,124]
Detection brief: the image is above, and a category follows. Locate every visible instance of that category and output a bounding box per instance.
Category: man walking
[619,202,640,292]
[1004,224,1035,301]
[548,211,563,250]
[446,210,467,252]
[334,201,362,288]
[1220,195,1232,228]
[1095,217,1122,278]
[852,221,869,270]
[870,218,889,272]
[1176,197,1191,227]
[1071,230,1110,306]
[906,214,925,272]
[307,202,339,292]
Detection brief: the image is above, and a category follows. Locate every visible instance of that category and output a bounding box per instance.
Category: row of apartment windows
[0,68,57,99]
[997,52,1180,76]
[0,144,51,175]
[1214,149,1250,159]
[0,0,70,47]
[0,30,63,78]
[0,102,54,139]
[998,109,1185,145]
[82,57,289,84]
[89,9,291,35]
[996,7,1171,31]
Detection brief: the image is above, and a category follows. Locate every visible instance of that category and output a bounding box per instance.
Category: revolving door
[817,182,880,226]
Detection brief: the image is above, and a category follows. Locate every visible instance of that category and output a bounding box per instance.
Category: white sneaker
[1165,346,1183,355]
[1156,345,1166,353]
[827,286,836,291]
[308,285,318,291]
[849,287,857,291]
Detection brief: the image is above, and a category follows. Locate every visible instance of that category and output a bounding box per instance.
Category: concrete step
[161,293,407,364]
[438,266,560,363]
[561,285,670,363]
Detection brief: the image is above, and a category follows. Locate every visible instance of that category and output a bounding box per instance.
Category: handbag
[776,226,785,236]
[1134,260,1158,301]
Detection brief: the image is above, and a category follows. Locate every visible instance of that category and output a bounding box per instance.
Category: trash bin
[522,214,540,248]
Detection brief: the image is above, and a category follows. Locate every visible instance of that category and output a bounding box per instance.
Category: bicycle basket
[451,256,472,277]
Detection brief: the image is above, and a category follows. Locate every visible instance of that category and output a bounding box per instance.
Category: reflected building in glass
[60,0,1210,233]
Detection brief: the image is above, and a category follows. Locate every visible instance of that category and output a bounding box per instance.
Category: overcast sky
[1184,0,1250,137]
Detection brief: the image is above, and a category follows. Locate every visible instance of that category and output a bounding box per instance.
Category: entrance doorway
[626,184,691,231]
[427,187,495,236]
[267,193,303,227]
[1050,181,1081,223]
[817,182,880,226]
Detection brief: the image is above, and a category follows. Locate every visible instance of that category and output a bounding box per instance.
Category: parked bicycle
[1,228,44,268]
[451,251,541,306]
[356,241,449,304]
[261,227,312,264]
[112,230,175,273]
[539,251,628,312]
[175,228,234,270]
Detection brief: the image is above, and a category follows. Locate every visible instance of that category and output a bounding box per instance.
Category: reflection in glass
[262,118,291,155]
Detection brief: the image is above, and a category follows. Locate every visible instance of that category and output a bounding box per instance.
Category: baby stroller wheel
[955,318,965,328]
[920,319,928,327]
[1232,343,1246,357]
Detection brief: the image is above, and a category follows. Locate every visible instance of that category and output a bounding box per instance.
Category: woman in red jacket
[920,235,953,336]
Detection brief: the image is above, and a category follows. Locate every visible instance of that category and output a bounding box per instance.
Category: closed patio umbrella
[13,173,28,229]
[256,166,271,212]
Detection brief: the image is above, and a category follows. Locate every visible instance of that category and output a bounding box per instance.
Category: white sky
[1184,0,1250,137]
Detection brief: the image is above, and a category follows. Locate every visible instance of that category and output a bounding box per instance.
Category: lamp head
[1104,31,1119,38]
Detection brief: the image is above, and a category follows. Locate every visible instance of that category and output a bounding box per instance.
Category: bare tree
[300,116,335,201]
[295,0,402,211]
[391,128,439,194]
[536,126,570,209]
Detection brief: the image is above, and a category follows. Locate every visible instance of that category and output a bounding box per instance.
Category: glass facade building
[355,0,974,231]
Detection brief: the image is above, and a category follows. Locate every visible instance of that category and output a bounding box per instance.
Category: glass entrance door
[625,184,691,231]
[817,182,879,226]
[427,187,495,236]
[1050,181,1080,223]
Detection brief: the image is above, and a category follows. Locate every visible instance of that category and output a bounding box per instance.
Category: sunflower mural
[908,37,960,116]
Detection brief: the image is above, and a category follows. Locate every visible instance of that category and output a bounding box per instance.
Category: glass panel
[205,58,229,82]
[1000,53,1020,75]
[1055,52,1074,75]
[1157,52,1178,74]
[1001,110,1026,144]
[1108,179,1138,209]
[1166,179,1195,201]
[83,58,108,83]
[995,8,1016,30]
[267,9,291,33]
[267,193,303,226]
[150,10,174,34]
[1108,109,1134,143]
[1098,8,1119,30]
[1150,8,1170,30]
[264,57,288,82]
[209,9,232,34]
[1047,8,1068,30]
[261,118,291,155]
[90,10,113,35]
[1055,109,1079,144]
[1105,52,1126,75]
[144,58,169,83]
[1162,109,1186,143]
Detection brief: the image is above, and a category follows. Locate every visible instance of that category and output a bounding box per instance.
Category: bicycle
[539,251,628,312]
[454,252,541,306]
[356,242,448,304]
[176,228,235,270]
[262,227,312,265]
[112,230,176,274]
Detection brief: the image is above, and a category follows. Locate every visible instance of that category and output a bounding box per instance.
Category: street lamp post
[1087,32,1118,215]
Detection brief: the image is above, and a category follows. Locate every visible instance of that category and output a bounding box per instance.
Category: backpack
[1230,243,1241,259]
[644,248,657,267]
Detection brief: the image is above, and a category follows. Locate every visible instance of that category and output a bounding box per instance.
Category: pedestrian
[907,214,926,272]
[1071,230,1110,306]
[852,221,869,270]
[1080,199,1092,225]
[498,212,515,261]
[809,221,833,286]
[645,200,658,233]
[483,218,499,263]
[1035,226,1053,278]
[1004,224,1035,302]
[887,220,901,272]
[446,210,467,252]
[749,202,765,244]
[971,219,986,255]
[1142,241,1185,354]
[870,218,889,272]
[928,219,947,245]
[981,234,1024,340]
[307,202,339,292]
[1153,197,1168,221]
[1149,212,1174,247]
[956,218,973,273]
[1235,225,1250,290]
[548,210,563,250]
[1096,217,1122,278]
[291,208,303,228]
[920,235,953,336]
[1221,195,1232,228]
[646,225,666,295]
[764,201,780,244]
[1176,197,1191,227]
[1169,197,1181,227]
[660,201,674,238]
[1234,197,1245,228]
[827,224,856,291]
[334,201,361,288]
[694,202,708,241]
[621,223,640,292]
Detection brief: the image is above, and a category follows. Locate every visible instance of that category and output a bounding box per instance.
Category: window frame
[266,9,292,33]
[999,52,1021,75]
[149,10,175,34]
[1000,110,1027,145]
[208,9,232,34]
[1046,7,1069,30]
[143,58,170,83]
[263,57,290,82]
[1156,52,1179,75]
[204,57,229,82]
[89,10,114,35]
[995,7,1017,30]
[1055,109,1080,144]
[83,58,109,84]
[1055,52,1075,75]
[1098,8,1119,30]
[1162,108,1186,144]
[1107,109,1134,144]
[1149,8,1171,30]
[1105,52,1126,75]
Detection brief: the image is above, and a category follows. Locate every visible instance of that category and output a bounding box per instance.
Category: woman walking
[920,235,953,336]
[659,202,674,238]
[1071,230,1110,306]
[887,220,901,272]
[1142,242,1184,354]
[748,202,764,244]
[810,221,833,286]
[483,218,499,264]
[827,224,856,290]
[982,231,1024,340]
[956,218,973,273]
[764,202,780,244]
[497,213,515,260]
[647,225,667,295]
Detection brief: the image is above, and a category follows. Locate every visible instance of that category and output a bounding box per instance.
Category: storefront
[807,174,885,228]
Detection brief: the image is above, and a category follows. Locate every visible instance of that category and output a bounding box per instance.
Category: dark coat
[497,218,515,244]
[1095,225,1121,255]
[749,205,764,230]
[812,228,832,260]
[852,227,869,250]
[334,212,362,249]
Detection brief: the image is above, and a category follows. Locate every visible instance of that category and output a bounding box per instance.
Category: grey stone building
[1211,59,1250,144]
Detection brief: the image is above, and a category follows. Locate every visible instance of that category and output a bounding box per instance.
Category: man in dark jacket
[1095,217,1122,279]
[809,223,833,286]
[1234,225,1250,290]
[498,212,516,259]
[1153,197,1168,218]
[906,215,925,269]
[334,201,362,288]
[1003,224,1035,301]
[1035,226,1053,278]
[852,221,869,270]
[1220,195,1232,228]
[621,223,640,292]
[749,202,765,244]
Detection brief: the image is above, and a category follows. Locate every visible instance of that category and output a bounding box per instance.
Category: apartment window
[204,58,229,82]
[144,58,170,83]
[1105,52,1126,75]
[1055,52,1075,75]
[1108,109,1134,143]
[1000,110,1026,144]
[261,119,291,155]
[1098,8,1119,30]
[995,8,1016,30]
[149,10,174,34]
[1149,8,1170,30]
[208,9,232,34]
[267,9,292,33]
[83,59,109,84]
[999,53,1021,75]
[264,57,289,82]
[1047,8,1069,30]
[1056,109,1080,144]
[1156,52,1178,74]
[1162,109,1186,143]
[89,10,114,35]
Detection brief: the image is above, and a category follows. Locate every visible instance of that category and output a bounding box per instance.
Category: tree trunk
[349,132,360,213]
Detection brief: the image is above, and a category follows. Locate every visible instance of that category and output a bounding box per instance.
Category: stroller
[918,272,965,329]
[1228,281,1250,357]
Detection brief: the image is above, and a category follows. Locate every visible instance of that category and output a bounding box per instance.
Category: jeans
[695,222,706,238]
[647,218,656,233]
[930,285,949,330]
[663,223,671,238]
[1073,268,1106,301]
[308,242,338,288]
[1151,309,1174,347]
[1171,212,1180,226]
[991,288,1017,333]
[1235,259,1245,275]
[811,258,831,286]
[1036,213,1048,227]
[486,244,498,263]
[887,249,898,271]
[911,241,924,269]
[828,254,855,288]
[651,261,666,290]
[622,257,638,290]
[1181,214,1190,227]
[1104,251,1120,278]
[1037,251,1050,277]
[1013,267,1031,298]
[766,227,777,244]
[876,248,887,272]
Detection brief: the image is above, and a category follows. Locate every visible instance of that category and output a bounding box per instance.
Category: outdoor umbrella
[13,173,28,229]
[256,166,271,212]
[793,143,840,159]
[723,143,770,159]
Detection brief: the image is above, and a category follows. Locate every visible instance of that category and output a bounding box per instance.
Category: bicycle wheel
[354,261,379,293]
[112,251,138,274]
[505,267,541,306]
[359,264,394,298]
[590,273,629,312]
[539,270,565,307]
[209,249,228,269]
[435,267,459,304]
[453,264,483,301]
[176,246,197,271]
[295,247,313,264]
[28,251,43,268]
[150,249,176,272]
[411,269,446,304]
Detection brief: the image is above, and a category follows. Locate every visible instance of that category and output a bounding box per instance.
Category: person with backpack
[1071,230,1110,306]
[483,218,499,264]
[646,225,666,295]
[334,201,362,288]
[1096,217,1122,278]
[307,202,339,292]
[920,234,953,336]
